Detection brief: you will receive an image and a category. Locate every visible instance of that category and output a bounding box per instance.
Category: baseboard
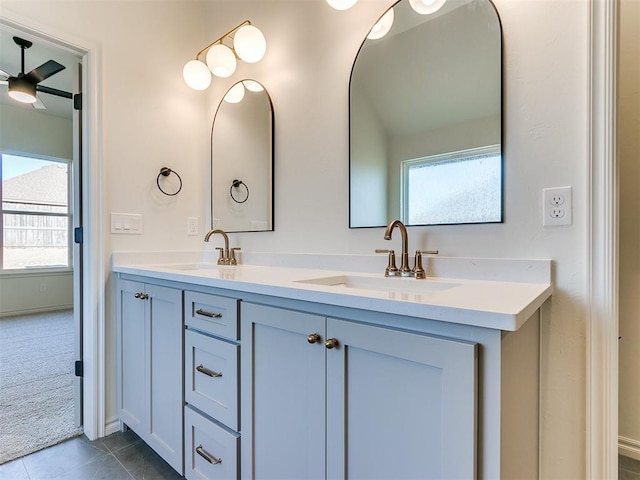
[619,436,640,461]
[104,418,122,437]
[0,305,73,318]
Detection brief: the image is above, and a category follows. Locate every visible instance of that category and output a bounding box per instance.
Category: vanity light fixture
[409,0,446,15]
[367,8,394,40]
[183,20,267,91]
[326,0,358,10]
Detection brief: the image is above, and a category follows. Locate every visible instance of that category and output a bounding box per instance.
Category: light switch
[111,213,143,234]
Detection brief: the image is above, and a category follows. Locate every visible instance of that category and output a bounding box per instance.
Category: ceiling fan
[0,36,72,110]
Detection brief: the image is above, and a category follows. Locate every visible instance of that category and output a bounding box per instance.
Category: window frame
[0,151,74,274]
[400,144,502,225]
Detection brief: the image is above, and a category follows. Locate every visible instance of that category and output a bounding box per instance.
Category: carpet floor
[0,310,82,465]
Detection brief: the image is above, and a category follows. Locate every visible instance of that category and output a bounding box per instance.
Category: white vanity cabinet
[116,278,183,474]
[241,302,478,480]
[183,291,241,480]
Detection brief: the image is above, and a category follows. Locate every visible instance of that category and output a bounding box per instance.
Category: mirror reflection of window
[350,0,503,228]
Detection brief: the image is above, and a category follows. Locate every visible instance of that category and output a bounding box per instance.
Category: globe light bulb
[243,80,265,92]
[224,82,246,103]
[233,25,267,64]
[367,8,394,40]
[409,0,446,15]
[206,44,237,78]
[326,0,358,10]
[182,60,212,90]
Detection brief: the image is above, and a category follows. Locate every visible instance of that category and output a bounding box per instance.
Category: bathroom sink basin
[153,263,222,271]
[296,274,459,294]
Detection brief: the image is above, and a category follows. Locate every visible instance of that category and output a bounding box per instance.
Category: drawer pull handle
[196,445,222,465]
[196,364,222,378]
[196,308,222,319]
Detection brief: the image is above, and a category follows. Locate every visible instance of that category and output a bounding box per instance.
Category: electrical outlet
[187,217,198,236]
[543,186,572,226]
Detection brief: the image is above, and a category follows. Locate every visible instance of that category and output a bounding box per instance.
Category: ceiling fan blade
[24,60,65,84]
[32,94,47,110]
[36,84,73,99]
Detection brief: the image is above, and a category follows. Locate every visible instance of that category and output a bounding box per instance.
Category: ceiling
[0,28,79,119]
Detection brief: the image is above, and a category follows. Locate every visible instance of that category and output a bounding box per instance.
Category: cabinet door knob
[134,293,141,299]
[307,333,321,344]
[196,445,222,465]
[134,292,148,300]
[325,338,339,349]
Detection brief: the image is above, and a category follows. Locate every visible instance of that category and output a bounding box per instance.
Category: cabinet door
[146,284,183,474]
[241,303,326,480]
[117,279,147,433]
[326,319,478,480]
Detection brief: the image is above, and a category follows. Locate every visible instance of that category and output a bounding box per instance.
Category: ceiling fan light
[183,59,212,90]
[367,8,394,40]
[326,0,358,10]
[8,76,37,103]
[409,0,446,14]
[233,25,266,64]
[206,44,237,78]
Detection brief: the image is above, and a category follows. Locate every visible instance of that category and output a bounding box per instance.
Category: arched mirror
[350,0,502,228]
[211,79,274,232]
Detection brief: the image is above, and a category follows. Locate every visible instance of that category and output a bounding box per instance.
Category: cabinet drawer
[185,291,239,340]
[185,329,239,430]
[185,407,239,480]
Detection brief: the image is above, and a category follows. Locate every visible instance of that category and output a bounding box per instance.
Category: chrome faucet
[378,219,438,279]
[204,229,240,265]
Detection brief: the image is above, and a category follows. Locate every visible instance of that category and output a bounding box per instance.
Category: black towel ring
[157,167,182,196]
[230,179,249,204]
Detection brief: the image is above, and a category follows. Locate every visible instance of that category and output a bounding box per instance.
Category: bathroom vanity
[114,254,551,479]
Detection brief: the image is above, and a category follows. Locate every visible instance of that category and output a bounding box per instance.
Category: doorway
[0,25,84,463]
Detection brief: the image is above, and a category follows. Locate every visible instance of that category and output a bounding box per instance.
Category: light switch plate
[111,213,143,234]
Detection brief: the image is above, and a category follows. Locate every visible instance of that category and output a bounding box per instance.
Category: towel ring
[157,167,182,196]
[230,179,249,204]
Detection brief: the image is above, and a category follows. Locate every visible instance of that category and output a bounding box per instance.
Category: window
[401,146,502,225]
[1,153,72,271]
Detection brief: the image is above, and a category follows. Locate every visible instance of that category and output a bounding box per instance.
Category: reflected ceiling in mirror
[211,79,274,233]
[350,0,502,228]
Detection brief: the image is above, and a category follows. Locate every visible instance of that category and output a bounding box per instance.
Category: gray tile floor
[621,454,640,480]
[0,430,182,480]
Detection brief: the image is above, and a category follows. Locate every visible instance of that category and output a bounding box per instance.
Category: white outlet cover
[543,187,572,226]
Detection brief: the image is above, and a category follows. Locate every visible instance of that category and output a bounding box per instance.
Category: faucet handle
[229,247,241,265]
[413,250,438,279]
[375,249,398,276]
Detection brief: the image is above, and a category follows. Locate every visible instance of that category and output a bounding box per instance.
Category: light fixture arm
[194,20,251,61]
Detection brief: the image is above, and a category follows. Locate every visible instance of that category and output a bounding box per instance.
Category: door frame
[0,12,105,441]
[587,0,618,478]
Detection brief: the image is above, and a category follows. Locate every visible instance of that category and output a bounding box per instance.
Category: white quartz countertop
[113,256,552,331]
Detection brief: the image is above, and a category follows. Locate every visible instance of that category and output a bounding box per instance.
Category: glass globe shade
[326,0,358,10]
[182,60,212,90]
[243,80,264,92]
[409,0,446,15]
[367,8,394,40]
[206,44,237,78]
[224,82,245,103]
[233,25,267,63]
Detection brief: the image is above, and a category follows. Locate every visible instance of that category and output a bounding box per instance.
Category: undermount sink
[156,263,221,271]
[296,274,459,294]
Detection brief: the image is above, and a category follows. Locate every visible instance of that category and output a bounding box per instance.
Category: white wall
[618,0,640,457]
[0,103,74,316]
[1,1,590,477]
